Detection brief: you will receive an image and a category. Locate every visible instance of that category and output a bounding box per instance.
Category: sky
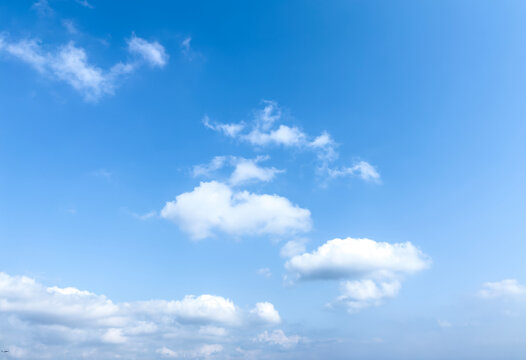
[1,0,526,359]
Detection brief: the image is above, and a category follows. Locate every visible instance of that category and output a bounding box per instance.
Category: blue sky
[1,0,526,359]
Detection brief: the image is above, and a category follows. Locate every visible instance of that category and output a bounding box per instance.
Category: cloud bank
[0,272,282,359]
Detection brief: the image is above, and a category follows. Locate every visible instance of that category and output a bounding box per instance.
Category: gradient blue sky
[1,1,526,359]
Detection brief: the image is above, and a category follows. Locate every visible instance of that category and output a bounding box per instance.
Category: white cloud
[0,34,167,101]
[286,237,429,281]
[127,34,168,67]
[75,0,94,9]
[203,101,380,183]
[193,156,283,186]
[132,210,157,220]
[62,20,78,34]
[203,115,245,138]
[335,279,401,312]
[255,329,301,349]
[192,156,228,177]
[250,302,281,324]
[198,325,228,337]
[437,320,452,328]
[328,161,381,183]
[229,157,283,186]
[158,344,223,358]
[32,0,54,16]
[0,272,283,359]
[286,237,430,312]
[477,279,526,299]
[280,239,307,258]
[160,181,311,240]
[257,268,272,278]
[101,328,127,344]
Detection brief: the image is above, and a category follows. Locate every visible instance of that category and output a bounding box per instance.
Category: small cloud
[254,329,301,349]
[280,239,307,258]
[438,320,452,328]
[127,34,168,68]
[132,210,157,220]
[250,302,281,324]
[75,0,94,9]
[327,161,381,183]
[62,20,78,34]
[477,279,526,299]
[91,169,112,181]
[32,0,54,16]
[257,268,272,278]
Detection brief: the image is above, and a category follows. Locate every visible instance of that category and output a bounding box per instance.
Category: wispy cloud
[31,0,54,16]
[203,101,380,183]
[75,0,94,9]
[0,34,168,102]
[193,155,284,186]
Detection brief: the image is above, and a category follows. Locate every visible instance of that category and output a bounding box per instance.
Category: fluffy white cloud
[477,279,526,299]
[160,181,311,240]
[0,272,281,359]
[255,329,301,349]
[250,302,281,324]
[0,34,167,101]
[286,237,429,281]
[127,34,168,67]
[285,237,430,312]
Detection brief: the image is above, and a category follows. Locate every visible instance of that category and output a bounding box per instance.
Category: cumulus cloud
[0,272,282,359]
[255,329,301,349]
[0,34,167,101]
[285,237,430,312]
[160,181,311,240]
[477,279,526,299]
[250,302,281,324]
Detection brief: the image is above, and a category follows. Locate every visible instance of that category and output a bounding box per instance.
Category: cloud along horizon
[0,272,285,359]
